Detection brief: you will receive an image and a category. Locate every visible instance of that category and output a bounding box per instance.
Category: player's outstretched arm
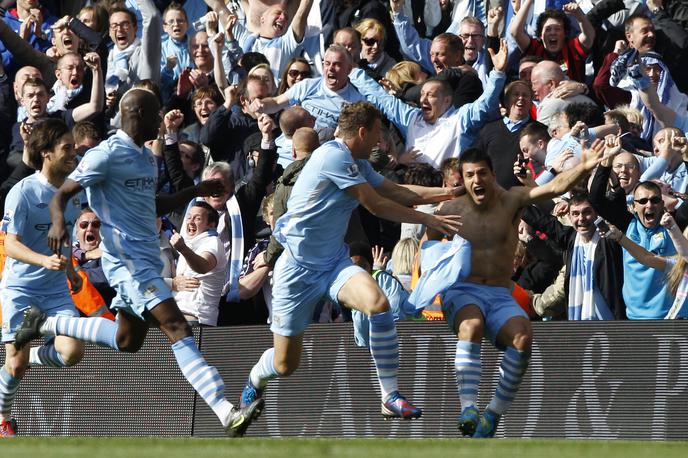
[48,179,84,254]
[375,178,462,206]
[347,182,462,236]
[516,139,606,206]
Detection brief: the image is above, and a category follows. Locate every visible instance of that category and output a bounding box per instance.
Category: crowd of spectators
[2,0,688,326]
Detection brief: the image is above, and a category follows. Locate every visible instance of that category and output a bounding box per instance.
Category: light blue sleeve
[638,155,668,181]
[285,78,312,105]
[357,160,385,188]
[281,24,302,53]
[69,148,109,189]
[348,68,418,138]
[319,146,368,190]
[535,170,555,186]
[233,21,253,52]
[3,184,28,236]
[392,12,435,74]
[456,70,506,133]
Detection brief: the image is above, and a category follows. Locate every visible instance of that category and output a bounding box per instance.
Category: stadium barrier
[2,321,687,439]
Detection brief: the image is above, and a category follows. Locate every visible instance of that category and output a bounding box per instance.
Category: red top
[525,36,588,82]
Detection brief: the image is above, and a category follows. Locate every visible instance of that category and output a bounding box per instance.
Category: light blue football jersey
[285,78,367,130]
[1,172,81,293]
[68,130,163,279]
[273,139,384,270]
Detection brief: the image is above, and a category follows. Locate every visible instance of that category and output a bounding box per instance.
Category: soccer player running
[238,101,462,426]
[14,89,262,437]
[425,143,605,438]
[1,119,84,437]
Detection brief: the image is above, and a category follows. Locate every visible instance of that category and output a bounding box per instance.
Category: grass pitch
[2,437,686,458]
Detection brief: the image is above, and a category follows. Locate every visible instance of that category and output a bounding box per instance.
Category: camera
[594,217,609,233]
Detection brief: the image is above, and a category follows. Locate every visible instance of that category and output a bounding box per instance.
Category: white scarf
[568,232,600,320]
[106,38,140,91]
[223,195,244,302]
[47,81,83,113]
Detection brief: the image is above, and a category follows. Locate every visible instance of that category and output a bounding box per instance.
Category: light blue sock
[42,316,119,350]
[455,340,481,410]
[369,311,399,400]
[172,336,233,426]
[29,345,68,368]
[249,347,279,389]
[0,367,21,418]
[487,347,530,415]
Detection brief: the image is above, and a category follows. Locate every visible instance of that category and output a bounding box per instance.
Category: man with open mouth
[247,44,367,131]
[590,134,678,319]
[349,39,510,170]
[510,0,595,83]
[425,140,605,438]
[104,0,161,98]
[204,0,313,80]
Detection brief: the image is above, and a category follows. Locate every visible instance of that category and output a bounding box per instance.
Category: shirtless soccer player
[238,101,462,429]
[427,143,604,438]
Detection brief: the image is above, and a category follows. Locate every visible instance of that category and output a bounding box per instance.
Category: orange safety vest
[70,257,115,321]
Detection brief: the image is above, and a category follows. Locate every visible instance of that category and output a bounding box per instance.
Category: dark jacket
[522,205,627,319]
[477,118,543,190]
[199,105,259,184]
[264,156,310,268]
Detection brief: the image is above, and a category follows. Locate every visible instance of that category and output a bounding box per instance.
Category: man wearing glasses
[390,0,500,88]
[105,0,161,96]
[590,135,678,319]
[73,208,114,306]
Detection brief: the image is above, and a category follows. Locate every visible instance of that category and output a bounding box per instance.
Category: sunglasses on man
[633,196,662,205]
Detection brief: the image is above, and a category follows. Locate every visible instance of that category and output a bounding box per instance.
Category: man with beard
[424,142,605,437]
[590,135,678,319]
